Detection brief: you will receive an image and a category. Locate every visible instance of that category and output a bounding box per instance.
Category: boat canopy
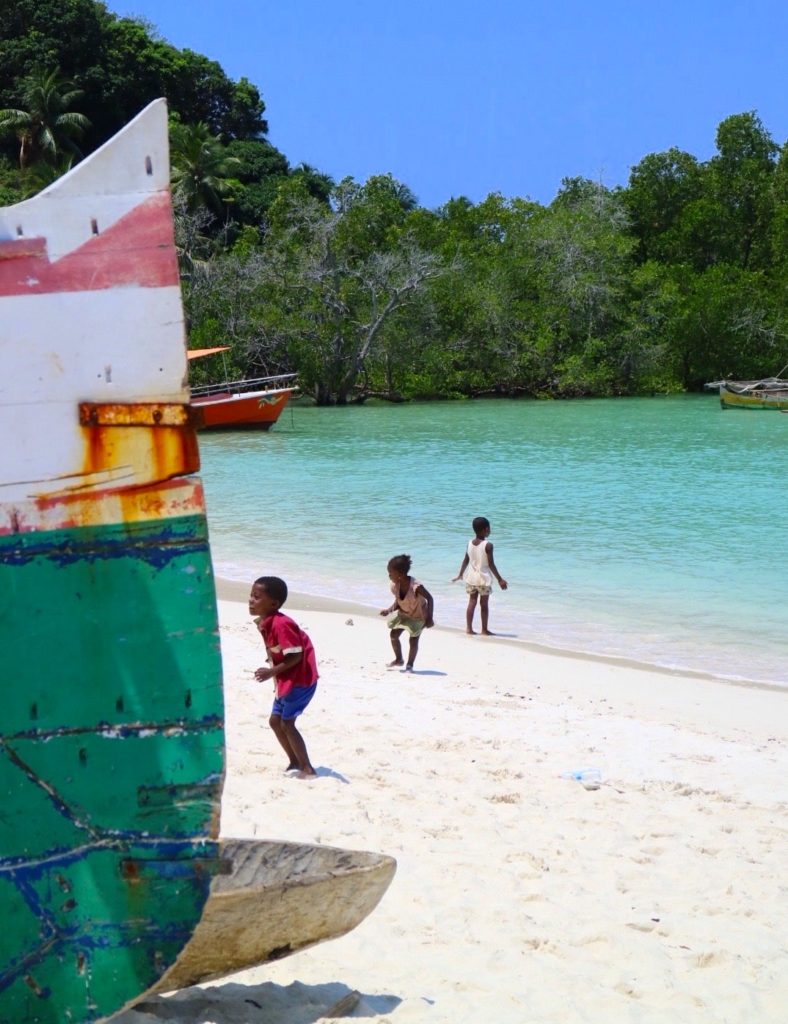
[187,346,231,360]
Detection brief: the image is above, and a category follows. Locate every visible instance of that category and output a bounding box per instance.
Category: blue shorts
[272,683,317,721]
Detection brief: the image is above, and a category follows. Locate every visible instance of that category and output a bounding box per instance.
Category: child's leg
[465,592,479,634]
[388,628,404,666]
[479,594,493,635]
[406,635,420,669]
[269,712,299,769]
[282,717,316,777]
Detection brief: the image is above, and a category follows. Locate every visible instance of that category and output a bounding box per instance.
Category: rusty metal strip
[79,403,197,428]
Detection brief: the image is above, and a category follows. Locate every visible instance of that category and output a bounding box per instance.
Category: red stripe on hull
[0,193,178,296]
[0,477,206,536]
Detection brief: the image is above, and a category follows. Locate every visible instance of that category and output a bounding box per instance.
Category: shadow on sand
[119,979,401,1023]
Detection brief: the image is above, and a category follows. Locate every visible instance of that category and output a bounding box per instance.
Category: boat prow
[0,100,393,1023]
[152,840,396,992]
[0,97,227,1024]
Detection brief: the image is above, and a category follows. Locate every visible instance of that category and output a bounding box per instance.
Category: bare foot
[388,659,404,668]
[466,629,476,635]
[295,769,317,780]
[481,630,495,636]
[284,763,300,772]
[404,663,414,672]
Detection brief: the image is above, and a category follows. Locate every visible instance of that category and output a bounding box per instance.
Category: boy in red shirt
[248,576,318,778]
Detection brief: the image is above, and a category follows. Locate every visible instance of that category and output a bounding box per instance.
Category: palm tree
[0,69,90,170]
[291,162,335,205]
[169,122,242,216]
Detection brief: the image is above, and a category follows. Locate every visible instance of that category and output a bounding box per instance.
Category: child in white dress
[453,517,508,634]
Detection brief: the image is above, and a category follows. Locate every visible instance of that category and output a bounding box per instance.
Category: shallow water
[198,395,788,687]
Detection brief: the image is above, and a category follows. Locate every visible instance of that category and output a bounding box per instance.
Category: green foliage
[769,142,788,271]
[225,138,290,226]
[0,67,89,169]
[707,112,778,270]
[0,153,22,204]
[291,163,335,205]
[180,120,787,402]
[669,265,783,386]
[624,148,704,263]
[183,176,447,403]
[170,120,242,215]
[1,2,785,401]
[0,0,266,155]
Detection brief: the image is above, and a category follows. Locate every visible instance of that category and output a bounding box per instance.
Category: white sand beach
[118,582,788,1024]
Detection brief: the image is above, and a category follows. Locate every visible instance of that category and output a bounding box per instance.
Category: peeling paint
[0,100,225,1023]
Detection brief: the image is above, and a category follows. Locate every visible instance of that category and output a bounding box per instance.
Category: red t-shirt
[258,611,318,698]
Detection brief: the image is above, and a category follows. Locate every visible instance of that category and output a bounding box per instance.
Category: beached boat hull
[718,382,788,410]
[0,100,225,1023]
[150,839,396,992]
[192,387,293,430]
[0,99,394,1023]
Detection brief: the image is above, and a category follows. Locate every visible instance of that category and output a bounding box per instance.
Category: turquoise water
[198,395,788,687]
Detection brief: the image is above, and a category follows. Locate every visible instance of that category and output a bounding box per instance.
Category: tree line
[2,0,786,404]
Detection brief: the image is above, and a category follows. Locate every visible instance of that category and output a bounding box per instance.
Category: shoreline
[215,574,788,697]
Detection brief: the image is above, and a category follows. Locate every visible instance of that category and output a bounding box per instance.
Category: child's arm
[417,584,435,627]
[255,651,302,682]
[452,552,469,582]
[379,601,398,616]
[486,542,508,590]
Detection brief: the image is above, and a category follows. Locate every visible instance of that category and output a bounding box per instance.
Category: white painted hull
[0,99,188,507]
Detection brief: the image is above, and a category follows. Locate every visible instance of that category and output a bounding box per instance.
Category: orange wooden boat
[188,347,297,430]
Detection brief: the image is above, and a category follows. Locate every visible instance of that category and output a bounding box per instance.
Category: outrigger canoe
[706,377,788,410]
[0,100,393,1024]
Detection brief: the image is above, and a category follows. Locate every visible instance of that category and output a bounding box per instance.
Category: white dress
[464,540,492,588]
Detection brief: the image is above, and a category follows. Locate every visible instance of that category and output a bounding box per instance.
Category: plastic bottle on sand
[561,767,602,790]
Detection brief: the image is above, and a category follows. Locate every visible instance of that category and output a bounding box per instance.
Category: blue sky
[111,0,787,209]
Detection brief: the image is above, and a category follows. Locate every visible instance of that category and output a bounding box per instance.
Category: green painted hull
[1,99,395,1021]
[0,514,224,1022]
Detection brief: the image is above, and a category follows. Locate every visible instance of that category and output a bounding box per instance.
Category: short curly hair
[253,575,288,606]
[387,554,412,574]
